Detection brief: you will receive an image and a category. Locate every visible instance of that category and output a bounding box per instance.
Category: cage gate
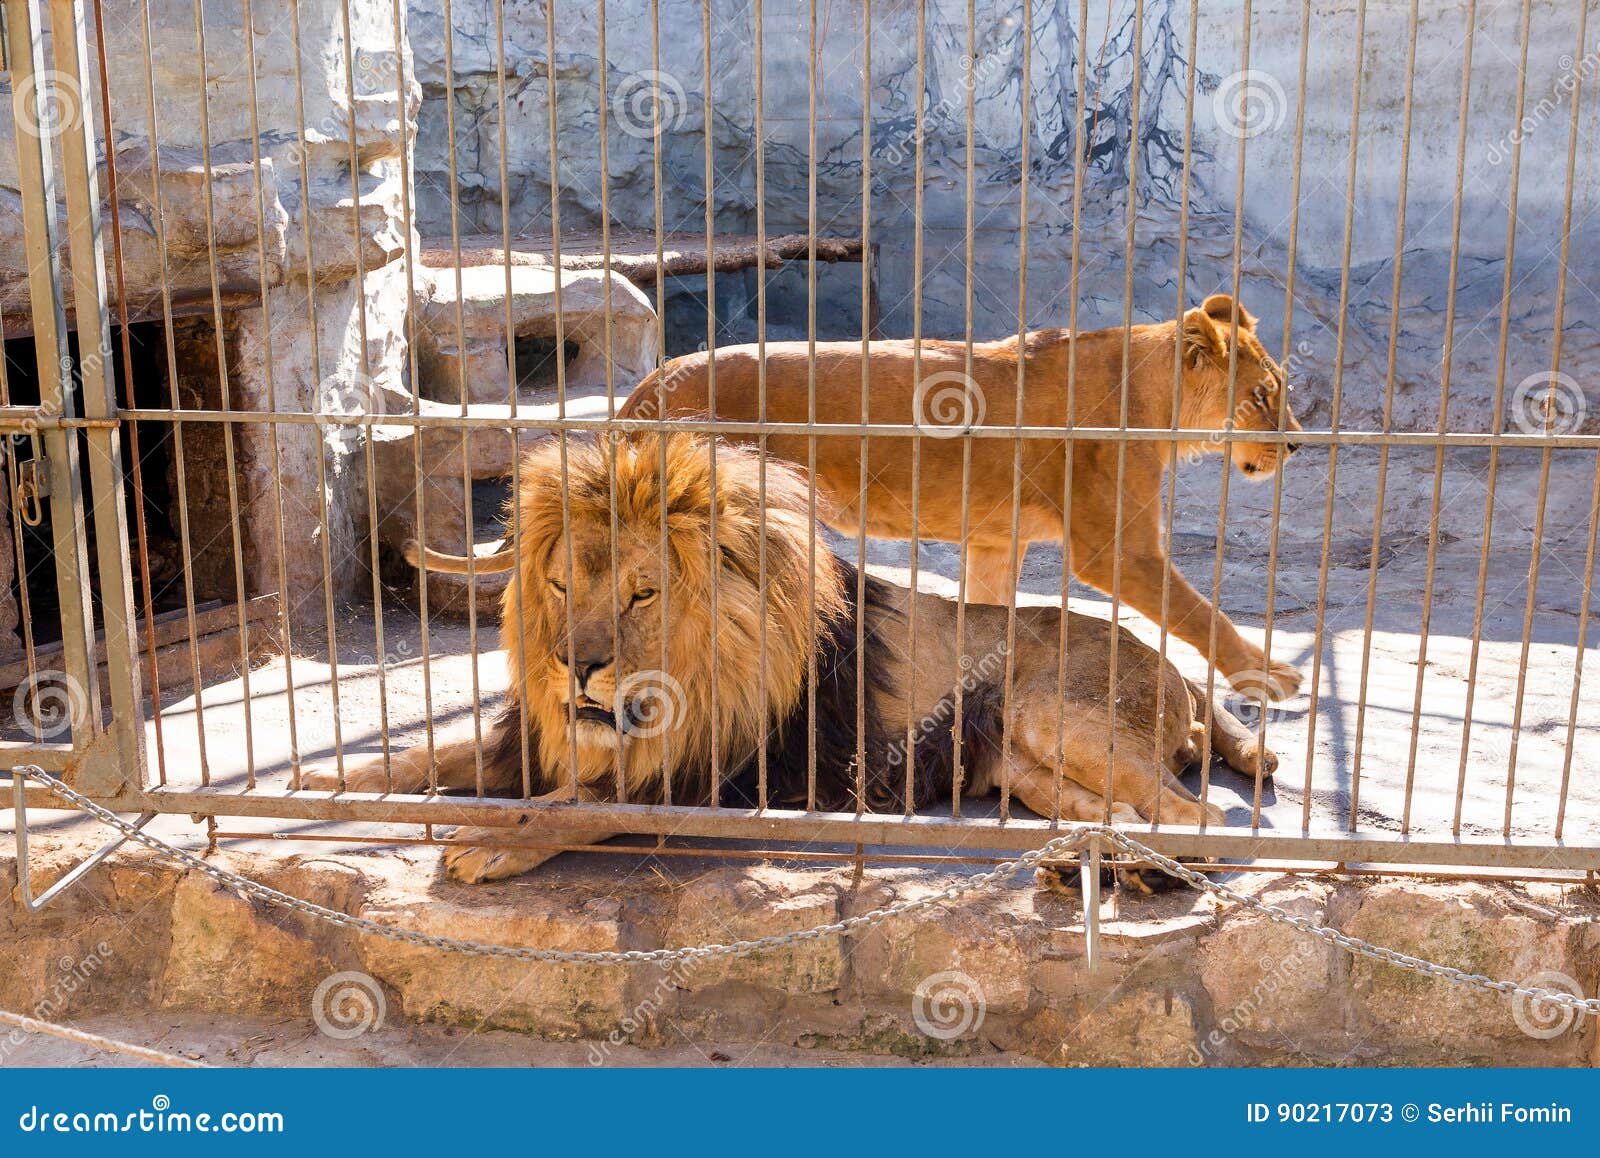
[2,0,1597,882]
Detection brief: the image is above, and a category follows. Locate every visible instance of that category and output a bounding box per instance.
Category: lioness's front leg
[1116,554,1301,700]
[443,785,614,883]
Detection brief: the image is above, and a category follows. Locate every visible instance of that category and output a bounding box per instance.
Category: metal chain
[13,767,1600,1020]
[0,1005,206,1068]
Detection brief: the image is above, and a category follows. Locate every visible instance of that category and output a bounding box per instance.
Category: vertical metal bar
[288,0,347,786]
[1349,0,1420,822]
[438,0,486,796]
[907,0,924,809]
[701,0,722,804]
[1080,835,1101,970]
[952,0,976,819]
[754,0,771,810]
[137,0,209,786]
[1051,0,1091,825]
[1200,0,1255,815]
[856,0,874,815]
[190,0,257,788]
[542,0,581,795]
[1300,0,1368,822]
[1104,0,1147,821]
[337,0,393,786]
[52,0,145,792]
[805,0,820,814]
[239,0,300,787]
[1455,0,1533,838]
[650,0,671,804]
[1150,0,1205,827]
[1504,0,1588,832]
[490,0,529,798]
[89,0,165,786]
[999,0,1032,825]
[4,0,102,760]
[1260,0,1312,831]
[1402,0,1477,825]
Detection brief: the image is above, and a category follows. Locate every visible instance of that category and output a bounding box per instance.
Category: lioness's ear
[1182,306,1225,366]
[1201,293,1257,331]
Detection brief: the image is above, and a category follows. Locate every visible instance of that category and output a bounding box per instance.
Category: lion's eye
[549,580,566,596]
[630,587,658,607]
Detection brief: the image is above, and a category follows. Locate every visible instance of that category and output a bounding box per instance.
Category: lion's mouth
[572,695,617,728]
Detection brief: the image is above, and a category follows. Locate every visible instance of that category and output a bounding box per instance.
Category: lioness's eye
[631,587,658,607]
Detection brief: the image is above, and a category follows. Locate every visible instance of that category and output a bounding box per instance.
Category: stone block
[358,891,630,1038]
[664,868,843,994]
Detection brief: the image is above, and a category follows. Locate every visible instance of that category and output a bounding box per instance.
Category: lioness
[614,294,1304,699]
[308,433,1275,883]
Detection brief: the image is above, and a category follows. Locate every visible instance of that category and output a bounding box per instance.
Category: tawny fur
[616,294,1305,700]
[305,434,1276,884]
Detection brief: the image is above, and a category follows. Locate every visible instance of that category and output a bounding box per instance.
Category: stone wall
[0,0,418,622]
[407,0,1599,439]
[5,845,1598,1066]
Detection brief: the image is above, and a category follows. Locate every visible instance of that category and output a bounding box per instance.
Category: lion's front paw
[441,828,550,884]
[295,761,389,794]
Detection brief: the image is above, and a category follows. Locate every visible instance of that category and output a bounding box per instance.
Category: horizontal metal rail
[111,407,1600,449]
[24,785,1587,873]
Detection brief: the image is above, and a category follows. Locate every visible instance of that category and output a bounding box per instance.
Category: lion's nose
[556,653,612,685]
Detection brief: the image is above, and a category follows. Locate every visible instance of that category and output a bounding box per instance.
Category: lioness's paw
[1228,662,1302,702]
[1234,739,1280,781]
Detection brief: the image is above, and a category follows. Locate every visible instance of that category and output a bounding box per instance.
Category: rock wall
[6,844,1599,1066]
[0,0,419,621]
[408,0,1599,440]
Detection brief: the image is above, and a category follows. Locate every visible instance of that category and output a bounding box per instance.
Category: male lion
[614,294,1304,699]
[310,433,1275,884]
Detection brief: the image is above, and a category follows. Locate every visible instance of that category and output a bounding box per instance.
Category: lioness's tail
[1185,677,1278,780]
[401,538,517,575]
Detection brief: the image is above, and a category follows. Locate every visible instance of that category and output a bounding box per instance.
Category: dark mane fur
[480,556,1007,813]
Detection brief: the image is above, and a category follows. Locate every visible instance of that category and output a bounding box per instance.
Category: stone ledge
[4,842,1597,1066]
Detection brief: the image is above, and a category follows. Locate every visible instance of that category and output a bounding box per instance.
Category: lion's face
[1182,295,1303,480]
[540,522,668,753]
[502,434,844,799]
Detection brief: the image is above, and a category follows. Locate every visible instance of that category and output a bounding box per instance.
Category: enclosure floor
[10,446,1596,863]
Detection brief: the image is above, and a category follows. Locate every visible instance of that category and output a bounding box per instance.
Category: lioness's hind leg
[1189,681,1278,780]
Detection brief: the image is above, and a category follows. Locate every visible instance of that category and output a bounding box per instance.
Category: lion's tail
[401,538,517,575]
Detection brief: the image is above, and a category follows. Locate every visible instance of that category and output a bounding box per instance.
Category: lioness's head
[501,433,843,796]
[1180,293,1302,479]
